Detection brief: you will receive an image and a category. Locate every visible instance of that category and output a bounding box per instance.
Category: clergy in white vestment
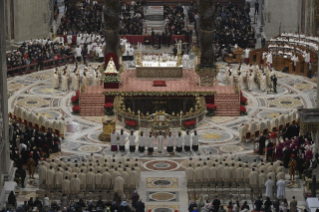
[217,162,224,181]
[244,48,250,64]
[110,129,118,152]
[38,113,46,127]
[119,129,126,152]
[59,118,66,138]
[147,133,154,153]
[70,175,81,194]
[195,164,203,182]
[38,163,47,186]
[61,72,69,91]
[157,131,164,152]
[237,72,244,90]
[226,71,234,86]
[249,168,258,187]
[278,112,285,126]
[166,132,174,153]
[95,171,103,189]
[265,118,271,130]
[54,168,63,189]
[239,124,247,142]
[191,131,199,151]
[209,164,217,182]
[261,73,267,91]
[62,176,71,194]
[185,165,195,182]
[184,131,191,152]
[249,120,257,134]
[138,132,146,153]
[176,132,183,152]
[86,169,96,189]
[266,52,273,67]
[53,70,60,89]
[276,178,286,198]
[182,53,190,69]
[223,164,231,183]
[114,174,124,196]
[202,163,210,182]
[131,168,139,187]
[248,73,254,91]
[258,170,267,188]
[129,131,136,153]
[47,167,55,189]
[102,169,112,188]
[265,177,274,198]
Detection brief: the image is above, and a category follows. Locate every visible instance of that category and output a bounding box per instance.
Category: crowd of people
[6,37,72,71]
[119,1,144,35]
[213,2,255,50]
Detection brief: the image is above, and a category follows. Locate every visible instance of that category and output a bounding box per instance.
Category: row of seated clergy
[185,159,285,183]
[40,157,142,171]
[38,163,140,191]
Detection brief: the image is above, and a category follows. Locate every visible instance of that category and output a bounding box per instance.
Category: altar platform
[80,69,240,117]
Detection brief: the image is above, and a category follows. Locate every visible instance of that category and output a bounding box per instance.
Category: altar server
[167,132,174,153]
[184,131,191,152]
[176,132,183,152]
[192,131,199,151]
[138,131,145,153]
[244,48,250,64]
[157,131,164,152]
[182,53,190,69]
[119,129,126,152]
[111,129,118,152]
[147,132,154,153]
[128,131,136,153]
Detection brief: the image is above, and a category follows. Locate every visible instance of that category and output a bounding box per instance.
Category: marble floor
[9,60,316,210]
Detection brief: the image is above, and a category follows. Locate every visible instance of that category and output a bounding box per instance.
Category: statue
[104,57,118,73]
[198,0,216,68]
[103,0,120,57]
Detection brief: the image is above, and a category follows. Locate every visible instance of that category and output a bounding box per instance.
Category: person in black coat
[212,197,221,211]
[157,33,162,49]
[162,32,167,47]
[254,197,263,212]
[8,191,16,207]
[188,201,197,212]
[272,198,280,212]
[110,201,119,212]
[135,199,145,212]
[283,146,292,168]
[20,167,26,188]
[258,134,266,155]
[151,29,155,46]
[119,201,131,212]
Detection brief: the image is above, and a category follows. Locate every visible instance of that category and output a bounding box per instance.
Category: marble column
[0,0,13,180]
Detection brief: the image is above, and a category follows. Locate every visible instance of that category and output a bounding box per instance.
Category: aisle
[138,171,188,212]
[144,6,164,34]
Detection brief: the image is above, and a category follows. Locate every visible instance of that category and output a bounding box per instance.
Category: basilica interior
[1,0,319,212]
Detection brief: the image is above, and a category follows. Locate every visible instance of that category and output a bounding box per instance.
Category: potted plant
[240,91,248,105]
[71,90,80,105]
[104,103,114,115]
[72,105,80,115]
[183,120,196,130]
[239,105,247,116]
[125,120,138,130]
[206,103,217,116]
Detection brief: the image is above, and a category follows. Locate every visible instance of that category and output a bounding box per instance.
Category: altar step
[214,94,240,116]
[79,91,105,116]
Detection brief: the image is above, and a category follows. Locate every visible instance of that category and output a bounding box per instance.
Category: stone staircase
[214,93,240,116]
[79,92,105,116]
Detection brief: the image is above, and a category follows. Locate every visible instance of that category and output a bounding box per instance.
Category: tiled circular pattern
[150,192,176,201]
[294,83,314,90]
[8,82,24,92]
[153,208,173,212]
[152,180,173,186]
[144,160,180,171]
[267,97,303,108]
[16,96,50,108]
[37,109,63,119]
[79,145,102,153]
[198,129,233,143]
[30,85,65,95]
[220,144,243,153]
[257,110,285,120]
[61,142,81,150]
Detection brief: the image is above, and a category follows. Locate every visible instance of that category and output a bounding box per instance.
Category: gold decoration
[98,118,117,141]
[176,51,182,66]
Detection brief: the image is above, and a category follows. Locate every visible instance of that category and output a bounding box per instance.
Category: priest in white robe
[62,176,71,194]
[258,170,267,188]
[86,169,96,190]
[195,164,203,182]
[114,174,124,196]
[102,169,112,189]
[176,133,183,152]
[53,70,60,89]
[182,53,190,69]
[249,168,258,187]
[47,167,55,189]
[54,168,63,189]
[157,131,164,153]
[70,175,81,194]
[265,176,274,198]
[129,131,136,153]
[261,74,267,92]
[119,129,126,152]
[239,124,247,142]
[209,165,217,182]
[276,178,286,198]
[185,165,195,182]
[61,72,69,91]
[192,131,199,151]
[166,132,174,153]
[38,163,47,186]
[249,120,257,134]
[138,132,145,153]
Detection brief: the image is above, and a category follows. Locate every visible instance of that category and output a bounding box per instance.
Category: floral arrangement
[239,105,247,116]
[206,103,217,116]
[103,74,119,83]
[125,120,138,130]
[71,90,80,105]
[72,105,80,114]
[104,102,114,115]
[240,90,247,105]
[184,120,196,129]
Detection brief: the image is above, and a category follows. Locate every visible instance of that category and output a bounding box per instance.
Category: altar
[136,66,183,78]
[141,61,177,67]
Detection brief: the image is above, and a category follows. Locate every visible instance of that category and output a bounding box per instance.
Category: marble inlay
[147,191,178,202]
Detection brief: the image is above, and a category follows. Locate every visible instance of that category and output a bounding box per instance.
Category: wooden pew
[224,48,243,63]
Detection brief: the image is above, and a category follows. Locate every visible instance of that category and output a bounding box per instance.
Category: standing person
[131,191,140,209]
[135,199,145,212]
[271,74,277,93]
[289,196,297,212]
[288,155,297,182]
[82,46,88,66]
[75,45,82,63]
[276,178,286,199]
[162,32,167,47]
[151,29,155,47]
[110,129,118,152]
[129,131,136,153]
[157,131,164,153]
[119,129,126,152]
[28,156,35,179]
[147,133,154,154]
[258,133,266,155]
[157,33,162,49]
[254,0,259,15]
[244,48,250,64]
[38,53,44,71]
[264,197,272,212]
[60,194,69,209]
[273,198,280,212]
[261,36,266,48]
[166,132,174,153]
[265,176,274,199]
[254,197,263,212]
[212,196,221,212]
[138,132,145,153]
[308,62,312,78]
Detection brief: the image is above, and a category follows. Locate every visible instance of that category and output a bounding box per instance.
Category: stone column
[317,48,319,108]
[0,0,13,179]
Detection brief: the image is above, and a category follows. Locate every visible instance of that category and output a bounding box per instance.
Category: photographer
[270,74,277,93]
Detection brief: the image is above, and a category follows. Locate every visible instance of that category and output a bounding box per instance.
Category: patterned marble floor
[9,61,316,209]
